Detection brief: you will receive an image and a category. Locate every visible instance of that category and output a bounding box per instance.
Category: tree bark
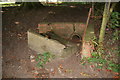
[98,2,111,48]
[106,3,117,23]
[98,2,116,49]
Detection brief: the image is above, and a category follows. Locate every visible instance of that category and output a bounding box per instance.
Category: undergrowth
[36,52,55,68]
[82,9,120,73]
[81,51,120,73]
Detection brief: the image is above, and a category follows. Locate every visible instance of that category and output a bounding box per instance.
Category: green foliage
[36,52,55,68]
[106,12,120,41]
[107,61,120,72]
[80,51,120,72]
[91,36,98,47]
[88,34,119,73]
[91,52,99,57]
[112,29,120,41]
[107,12,120,29]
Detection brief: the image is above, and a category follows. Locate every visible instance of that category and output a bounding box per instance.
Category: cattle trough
[28,21,95,59]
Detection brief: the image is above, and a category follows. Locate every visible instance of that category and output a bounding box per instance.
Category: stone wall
[38,22,86,39]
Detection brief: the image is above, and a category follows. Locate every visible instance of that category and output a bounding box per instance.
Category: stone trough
[28,22,95,58]
[28,29,81,58]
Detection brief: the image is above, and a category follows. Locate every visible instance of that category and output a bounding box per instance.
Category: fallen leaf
[30,55,35,59]
[15,22,20,24]
[93,74,97,77]
[0,11,4,13]
[34,71,39,75]
[64,70,67,73]
[97,69,101,72]
[106,69,112,72]
[41,74,45,77]
[50,68,54,72]
[31,59,35,62]
[113,76,120,78]
[18,34,22,37]
[59,64,63,69]
[32,68,35,70]
[90,65,95,68]
[34,76,39,78]
[80,72,91,77]
[114,72,119,75]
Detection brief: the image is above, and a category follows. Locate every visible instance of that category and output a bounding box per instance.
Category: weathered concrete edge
[27,30,79,59]
[27,30,66,57]
[81,24,95,58]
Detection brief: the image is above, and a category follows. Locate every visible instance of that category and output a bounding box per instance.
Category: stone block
[28,30,80,58]
[74,23,86,36]
[51,23,74,39]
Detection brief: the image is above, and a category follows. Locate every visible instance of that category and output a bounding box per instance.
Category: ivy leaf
[113,68,118,72]
[38,55,42,59]
[97,65,103,69]
[109,63,116,67]
[82,63,86,65]
[36,58,39,62]
[107,67,112,70]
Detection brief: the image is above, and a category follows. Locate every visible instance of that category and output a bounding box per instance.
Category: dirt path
[2,6,115,78]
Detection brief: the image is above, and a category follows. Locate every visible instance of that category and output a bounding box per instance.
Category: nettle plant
[80,36,120,72]
[36,52,55,68]
[108,12,120,29]
[107,12,120,41]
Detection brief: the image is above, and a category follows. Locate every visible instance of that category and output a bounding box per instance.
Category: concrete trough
[28,30,80,58]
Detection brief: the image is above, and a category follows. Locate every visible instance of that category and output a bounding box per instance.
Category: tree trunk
[98,2,111,48]
[98,2,116,49]
[106,3,117,23]
[91,2,94,16]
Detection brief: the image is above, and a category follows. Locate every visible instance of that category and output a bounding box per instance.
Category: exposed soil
[2,6,117,78]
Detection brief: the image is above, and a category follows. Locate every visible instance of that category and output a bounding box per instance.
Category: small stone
[31,59,35,62]
[15,22,20,25]
[30,55,35,59]
[18,34,22,36]
[48,11,55,14]
[59,64,63,69]
[70,6,76,8]
[18,66,22,69]
[50,68,54,72]
[42,74,45,77]
[70,77,73,78]
[77,43,80,46]
[1,56,3,59]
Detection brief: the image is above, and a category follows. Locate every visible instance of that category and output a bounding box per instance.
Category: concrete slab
[28,30,80,58]
[29,22,95,58]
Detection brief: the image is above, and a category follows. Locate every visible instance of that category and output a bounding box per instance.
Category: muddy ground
[2,6,117,78]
